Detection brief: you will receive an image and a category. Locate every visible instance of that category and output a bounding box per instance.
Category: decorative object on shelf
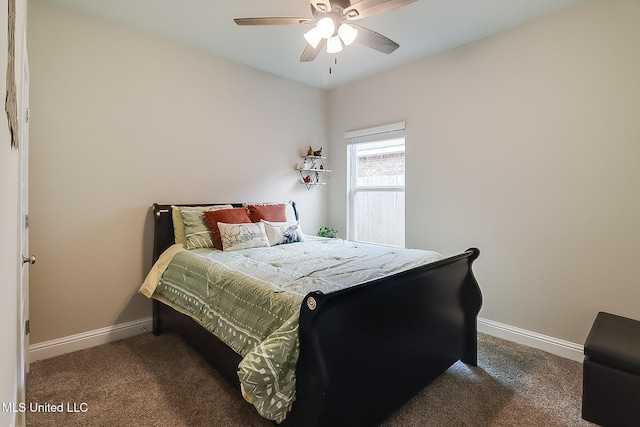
[317,226,338,238]
[297,158,310,170]
[296,149,331,190]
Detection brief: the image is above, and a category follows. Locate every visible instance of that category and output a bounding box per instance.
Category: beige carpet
[26,332,596,427]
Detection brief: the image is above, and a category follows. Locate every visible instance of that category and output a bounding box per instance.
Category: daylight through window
[346,122,405,247]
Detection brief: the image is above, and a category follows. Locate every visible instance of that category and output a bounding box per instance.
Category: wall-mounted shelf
[296,155,331,190]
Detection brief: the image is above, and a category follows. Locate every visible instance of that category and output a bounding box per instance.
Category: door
[17,27,31,427]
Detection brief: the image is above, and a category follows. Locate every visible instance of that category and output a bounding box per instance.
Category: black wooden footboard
[285,248,482,427]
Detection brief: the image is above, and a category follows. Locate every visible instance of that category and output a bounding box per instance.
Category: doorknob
[22,255,36,265]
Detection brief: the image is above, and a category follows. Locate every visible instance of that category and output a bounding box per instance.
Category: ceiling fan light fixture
[327,35,343,54]
[235,0,411,63]
[304,27,322,49]
[337,23,358,46]
[316,17,335,39]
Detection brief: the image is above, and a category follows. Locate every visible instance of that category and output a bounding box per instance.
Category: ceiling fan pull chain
[329,55,338,74]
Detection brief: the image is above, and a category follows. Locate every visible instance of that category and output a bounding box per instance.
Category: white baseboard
[28,315,583,364]
[478,317,584,362]
[29,317,153,363]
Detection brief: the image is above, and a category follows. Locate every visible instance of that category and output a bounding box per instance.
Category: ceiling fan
[234,0,417,62]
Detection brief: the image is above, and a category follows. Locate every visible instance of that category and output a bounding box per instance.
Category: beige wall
[28,0,640,349]
[28,1,328,344]
[327,0,640,345]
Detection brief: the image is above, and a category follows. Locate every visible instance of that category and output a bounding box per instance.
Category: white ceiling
[37,0,590,89]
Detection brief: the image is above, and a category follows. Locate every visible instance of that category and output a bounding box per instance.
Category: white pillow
[261,220,305,246]
[217,222,270,251]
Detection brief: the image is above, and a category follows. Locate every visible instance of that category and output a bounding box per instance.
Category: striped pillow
[178,205,233,249]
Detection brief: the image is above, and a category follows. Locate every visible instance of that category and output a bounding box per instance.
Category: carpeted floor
[26,332,596,426]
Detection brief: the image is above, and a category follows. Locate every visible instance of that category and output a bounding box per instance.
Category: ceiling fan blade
[351,24,399,54]
[300,39,327,62]
[310,4,322,18]
[343,0,417,20]
[310,1,331,13]
[234,17,312,26]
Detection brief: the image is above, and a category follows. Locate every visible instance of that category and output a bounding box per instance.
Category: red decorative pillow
[247,204,287,222]
[204,208,252,250]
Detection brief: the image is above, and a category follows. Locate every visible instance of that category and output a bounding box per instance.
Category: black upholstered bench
[582,312,640,427]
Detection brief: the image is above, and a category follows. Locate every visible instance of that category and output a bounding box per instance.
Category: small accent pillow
[244,201,298,222]
[173,205,233,248]
[217,222,270,252]
[261,220,305,246]
[204,208,252,250]
[247,204,287,222]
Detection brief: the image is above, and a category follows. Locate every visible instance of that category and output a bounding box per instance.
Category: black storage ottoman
[582,312,640,427]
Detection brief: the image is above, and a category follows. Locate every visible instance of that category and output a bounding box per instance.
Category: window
[346,122,405,247]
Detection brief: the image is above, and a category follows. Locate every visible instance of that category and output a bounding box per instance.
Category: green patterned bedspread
[149,237,441,423]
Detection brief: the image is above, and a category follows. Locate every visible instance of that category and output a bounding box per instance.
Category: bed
[142,202,483,426]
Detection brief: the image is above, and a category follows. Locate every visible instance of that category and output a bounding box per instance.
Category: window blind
[345,122,405,145]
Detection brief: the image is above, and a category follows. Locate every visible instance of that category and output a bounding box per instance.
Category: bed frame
[150,203,483,426]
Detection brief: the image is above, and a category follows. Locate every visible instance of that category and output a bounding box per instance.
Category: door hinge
[25,214,29,229]
[25,319,30,335]
[25,108,30,123]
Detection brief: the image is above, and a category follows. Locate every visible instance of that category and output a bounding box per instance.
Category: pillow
[244,201,297,222]
[261,220,305,246]
[217,222,270,252]
[247,204,287,222]
[204,208,252,250]
[177,205,234,250]
[172,205,233,247]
